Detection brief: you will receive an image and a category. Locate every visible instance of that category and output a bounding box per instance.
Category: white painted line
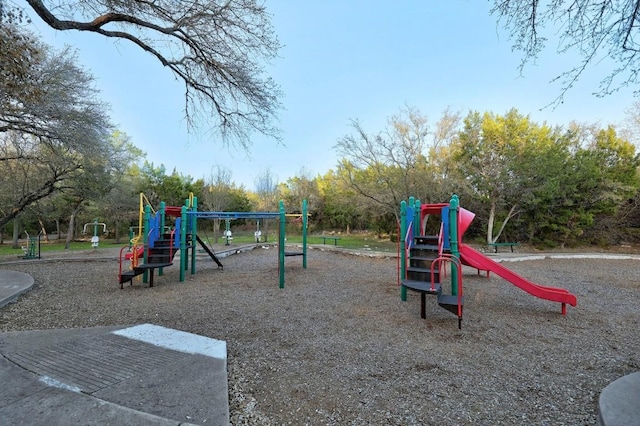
[40,376,82,392]
[499,256,547,262]
[112,324,227,359]
[548,254,640,260]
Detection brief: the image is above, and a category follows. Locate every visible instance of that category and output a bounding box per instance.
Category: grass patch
[289,234,397,252]
[0,240,123,256]
[0,232,398,257]
[199,231,398,252]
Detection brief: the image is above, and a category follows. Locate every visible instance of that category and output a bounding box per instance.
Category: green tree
[137,162,204,207]
[451,109,563,244]
[281,169,320,213]
[315,170,363,232]
[573,126,640,244]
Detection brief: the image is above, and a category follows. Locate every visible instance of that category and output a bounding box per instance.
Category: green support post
[400,200,407,301]
[278,200,286,288]
[449,194,460,296]
[180,205,187,282]
[302,199,308,269]
[191,196,198,275]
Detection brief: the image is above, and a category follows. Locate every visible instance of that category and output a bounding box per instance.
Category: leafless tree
[334,106,435,220]
[254,167,279,240]
[492,0,640,103]
[201,165,234,242]
[0,24,113,229]
[4,0,282,147]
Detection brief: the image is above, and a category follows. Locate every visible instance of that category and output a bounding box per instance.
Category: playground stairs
[118,232,179,289]
[401,235,464,324]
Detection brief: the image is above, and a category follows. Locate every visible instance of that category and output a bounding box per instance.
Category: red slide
[459,243,577,308]
[125,245,144,260]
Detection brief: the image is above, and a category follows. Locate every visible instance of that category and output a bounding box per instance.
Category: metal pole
[302,199,308,269]
[279,200,285,288]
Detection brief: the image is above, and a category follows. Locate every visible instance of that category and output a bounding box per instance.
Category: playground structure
[20,231,41,260]
[118,194,308,289]
[399,194,578,328]
[82,219,107,249]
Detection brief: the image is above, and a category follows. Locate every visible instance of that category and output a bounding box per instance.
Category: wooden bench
[320,236,341,246]
[487,242,519,253]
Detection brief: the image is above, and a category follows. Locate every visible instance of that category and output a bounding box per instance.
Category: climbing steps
[118,231,180,289]
[401,234,464,328]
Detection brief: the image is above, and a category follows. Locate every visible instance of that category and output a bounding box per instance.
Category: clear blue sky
[29,1,637,189]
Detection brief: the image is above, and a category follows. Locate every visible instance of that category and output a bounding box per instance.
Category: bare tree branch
[492,0,640,104]
[19,0,282,147]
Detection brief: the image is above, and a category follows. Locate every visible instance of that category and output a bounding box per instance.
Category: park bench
[320,236,341,246]
[487,242,519,253]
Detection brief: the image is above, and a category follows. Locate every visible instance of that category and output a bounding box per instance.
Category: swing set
[120,194,309,289]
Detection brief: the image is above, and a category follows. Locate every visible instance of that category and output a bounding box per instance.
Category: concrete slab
[598,371,640,426]
[0,324,229,425]
[0,270,34,308]
[0,356,49,408]
[0,386,186,426]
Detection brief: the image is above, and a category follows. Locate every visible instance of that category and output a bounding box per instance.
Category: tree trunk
[66,203,83,249]
[487,199,496,244]
[213,219,220,244]
[494,204,518,243]
[487,201,519,244]
[55,219,61,240]
[114,218,121,244]
[38,219,49,242]
[12,219,20,249]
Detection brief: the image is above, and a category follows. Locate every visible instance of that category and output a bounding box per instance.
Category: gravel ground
[0,245,639,425]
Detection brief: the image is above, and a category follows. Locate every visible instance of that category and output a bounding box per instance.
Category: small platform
[598,372,640,426]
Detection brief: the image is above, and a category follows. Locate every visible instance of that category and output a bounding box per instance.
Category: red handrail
[431,254,464,319]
